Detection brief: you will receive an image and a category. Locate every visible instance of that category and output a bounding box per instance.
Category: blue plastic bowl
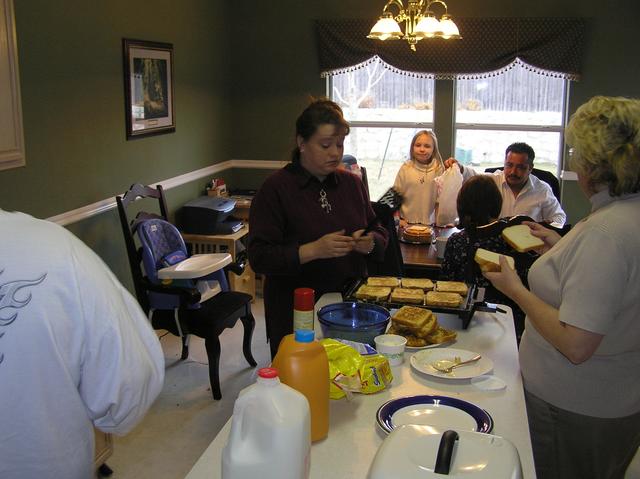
[317,302,390,346]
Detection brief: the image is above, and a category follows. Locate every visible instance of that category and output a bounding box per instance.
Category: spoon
[431,354,482,374]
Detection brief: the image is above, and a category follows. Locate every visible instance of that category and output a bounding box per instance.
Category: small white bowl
[374,334,408,366]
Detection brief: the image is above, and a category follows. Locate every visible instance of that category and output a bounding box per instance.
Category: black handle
[434,430,459,475]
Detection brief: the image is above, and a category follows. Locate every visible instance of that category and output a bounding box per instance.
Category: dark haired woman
[440,175,530,338]
[248,99,388,358]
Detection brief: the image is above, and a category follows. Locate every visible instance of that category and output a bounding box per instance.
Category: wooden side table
[182,225,256,300]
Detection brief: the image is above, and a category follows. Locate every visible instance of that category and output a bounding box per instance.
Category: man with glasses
[449,142,567,225]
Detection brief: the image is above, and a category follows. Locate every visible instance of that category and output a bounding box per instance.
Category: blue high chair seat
[116,183,257,400]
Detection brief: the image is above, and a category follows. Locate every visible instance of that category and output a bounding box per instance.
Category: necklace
[319,189,332,213]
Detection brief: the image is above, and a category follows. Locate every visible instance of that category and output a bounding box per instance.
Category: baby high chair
[116,183,257,400]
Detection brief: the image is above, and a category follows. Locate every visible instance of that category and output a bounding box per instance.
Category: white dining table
[185,293,536,478]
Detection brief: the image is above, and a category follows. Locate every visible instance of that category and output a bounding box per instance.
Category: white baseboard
[47,159,286,226]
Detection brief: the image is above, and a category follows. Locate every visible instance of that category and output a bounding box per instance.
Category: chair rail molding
[47,159,287,226]
[0,0,25,171]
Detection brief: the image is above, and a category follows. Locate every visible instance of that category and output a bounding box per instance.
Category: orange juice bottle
[272,329,330,442]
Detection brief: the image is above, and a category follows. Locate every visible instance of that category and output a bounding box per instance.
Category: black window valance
[315,17,586,80]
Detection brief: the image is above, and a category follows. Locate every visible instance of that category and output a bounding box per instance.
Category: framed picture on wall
[123,39,175,140]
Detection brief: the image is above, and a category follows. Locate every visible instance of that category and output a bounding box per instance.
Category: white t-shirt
[519,191,640,418]
[464,168,567,225]
[0,211,164,478]
[393,159,443,224]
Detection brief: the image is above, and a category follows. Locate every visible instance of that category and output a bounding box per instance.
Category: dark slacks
[525,389,640,479]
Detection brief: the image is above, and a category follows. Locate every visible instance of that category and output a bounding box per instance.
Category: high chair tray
[157,253,231,279]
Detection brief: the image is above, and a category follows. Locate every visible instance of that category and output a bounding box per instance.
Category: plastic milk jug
[272,329,330,442]
[221,367,311,479]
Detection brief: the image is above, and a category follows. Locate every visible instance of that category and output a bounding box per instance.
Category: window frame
[453,77,570,177]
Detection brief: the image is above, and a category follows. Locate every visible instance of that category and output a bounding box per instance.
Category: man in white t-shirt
[451,142,567,225]
[0,210,165,479]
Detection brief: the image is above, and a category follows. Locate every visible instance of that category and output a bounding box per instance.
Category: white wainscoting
[47,159,286,226]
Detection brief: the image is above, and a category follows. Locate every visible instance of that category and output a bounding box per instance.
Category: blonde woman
[393,130,446,226]
[485,96,640,478]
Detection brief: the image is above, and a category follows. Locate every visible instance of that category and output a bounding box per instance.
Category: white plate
[405,339,455,351]
[376,395,493,434]
[410,348,494,379]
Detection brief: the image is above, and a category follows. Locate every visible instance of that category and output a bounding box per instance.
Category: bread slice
[502,224,544,253]
[391,306,432,330]
[391,310,437,338]
[390,287,424,304]
[425,325,457,344]
[401,277,435,291]
[354,284,391,301]
[415,310,438,336]
[435,281,468,296]
[388,324,429,347]
[367,276,400,287]
[474,248,515,272]
[426,291,463,307]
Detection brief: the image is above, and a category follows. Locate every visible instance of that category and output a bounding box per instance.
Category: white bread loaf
[474,248,515,272]
[502,224,544,252]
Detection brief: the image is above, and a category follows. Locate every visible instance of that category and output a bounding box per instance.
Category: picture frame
[123,39,175,140]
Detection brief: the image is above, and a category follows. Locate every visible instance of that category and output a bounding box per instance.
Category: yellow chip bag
[320,338,393,399]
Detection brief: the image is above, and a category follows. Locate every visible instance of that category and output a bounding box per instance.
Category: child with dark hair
[440,175,530,339]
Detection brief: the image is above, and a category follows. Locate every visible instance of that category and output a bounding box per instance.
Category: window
[330,58,435,200]
[455,64,567,175]
[330,60,568,200]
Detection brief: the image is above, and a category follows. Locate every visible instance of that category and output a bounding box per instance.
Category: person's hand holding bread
[482,255,526,298]
[522,221,561,253]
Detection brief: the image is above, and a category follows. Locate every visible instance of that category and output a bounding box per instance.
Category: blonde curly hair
[565,96,640,196]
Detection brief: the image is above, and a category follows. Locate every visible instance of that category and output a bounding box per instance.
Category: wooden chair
[116,183,257,400]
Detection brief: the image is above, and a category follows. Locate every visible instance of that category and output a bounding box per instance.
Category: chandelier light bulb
[414,14,441,38]
[368,14,403,41]
[440,14,461,39]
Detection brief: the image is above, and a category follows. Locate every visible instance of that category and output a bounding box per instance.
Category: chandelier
[368,0,461,51]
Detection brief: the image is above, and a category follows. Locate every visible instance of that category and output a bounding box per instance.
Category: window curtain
[315,18,586,80]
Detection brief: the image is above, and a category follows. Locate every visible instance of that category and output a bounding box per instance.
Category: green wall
[2,0,639,290]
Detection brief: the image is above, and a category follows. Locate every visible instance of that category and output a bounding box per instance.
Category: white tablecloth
[186,293,536,478]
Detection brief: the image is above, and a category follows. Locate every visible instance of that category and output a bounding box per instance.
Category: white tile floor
[102,296,640,478]
[104,298,271,479]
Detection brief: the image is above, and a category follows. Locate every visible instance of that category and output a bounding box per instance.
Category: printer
[180,196,244,235]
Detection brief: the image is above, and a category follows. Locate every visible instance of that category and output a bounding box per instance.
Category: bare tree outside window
[331,58,435,199]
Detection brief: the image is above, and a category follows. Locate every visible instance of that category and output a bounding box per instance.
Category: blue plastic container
[317,302,390,346]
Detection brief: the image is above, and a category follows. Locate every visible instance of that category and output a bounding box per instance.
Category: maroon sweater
[248,162,388,356]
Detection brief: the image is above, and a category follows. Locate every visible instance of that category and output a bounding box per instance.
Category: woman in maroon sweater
[248,99,388,358]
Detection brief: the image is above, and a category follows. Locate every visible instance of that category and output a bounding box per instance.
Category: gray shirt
[519,190,640,417]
